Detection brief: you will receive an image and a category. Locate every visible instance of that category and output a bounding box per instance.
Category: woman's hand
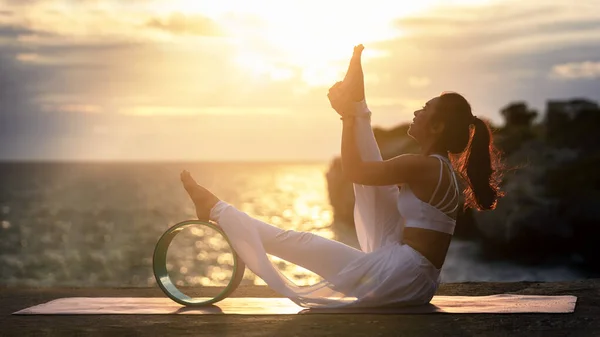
[327,81,354,117]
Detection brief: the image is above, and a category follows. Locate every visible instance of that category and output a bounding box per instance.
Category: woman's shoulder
[409,154,445,170]
[392,154,443,185]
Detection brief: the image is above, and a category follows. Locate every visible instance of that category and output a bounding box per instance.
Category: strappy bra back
[397,154,460,235]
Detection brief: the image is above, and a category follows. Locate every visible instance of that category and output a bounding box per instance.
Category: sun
[223,3,402,87]
[162,0,495,87]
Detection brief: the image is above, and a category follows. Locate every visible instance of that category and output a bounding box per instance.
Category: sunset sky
[1,0,599,161]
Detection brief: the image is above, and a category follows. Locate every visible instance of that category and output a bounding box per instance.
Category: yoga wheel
[153,220,246,306]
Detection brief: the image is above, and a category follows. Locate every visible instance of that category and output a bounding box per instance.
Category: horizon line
[0,158,333,164]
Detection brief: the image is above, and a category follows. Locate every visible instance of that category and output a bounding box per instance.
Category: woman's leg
[210,201,365,281]
[342,46,403,252]
[352,102,403,252]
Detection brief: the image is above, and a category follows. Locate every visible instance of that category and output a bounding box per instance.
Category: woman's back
[398,154,460,268]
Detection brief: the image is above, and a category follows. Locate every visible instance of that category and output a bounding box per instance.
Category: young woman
[180,45,503,308]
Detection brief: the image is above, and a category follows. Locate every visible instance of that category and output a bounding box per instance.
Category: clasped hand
[327,81,354,118]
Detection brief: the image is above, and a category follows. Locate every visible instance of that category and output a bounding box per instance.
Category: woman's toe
[181,171,198,186]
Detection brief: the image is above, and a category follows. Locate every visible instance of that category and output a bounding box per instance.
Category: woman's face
[407,96,443,143]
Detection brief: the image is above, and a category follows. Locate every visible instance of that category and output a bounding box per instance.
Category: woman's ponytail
[458,117,503,210]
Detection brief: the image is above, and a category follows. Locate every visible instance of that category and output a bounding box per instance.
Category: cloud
[42,103,103,114]
[145,13,225,37]
[2,0,600,160]
[0,2,164,45]
[0,50,84,158]
[120,106,290,116]
[408,76,430,88]
[0,23,37,37]
[550,61,600,79]
[392,2,600,54]
[0,2,331,160]
[361,1,600,121]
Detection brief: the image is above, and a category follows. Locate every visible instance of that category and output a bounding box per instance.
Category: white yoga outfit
[209,100,460,308]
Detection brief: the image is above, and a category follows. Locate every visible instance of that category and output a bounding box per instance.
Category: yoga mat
[13,295,576,315]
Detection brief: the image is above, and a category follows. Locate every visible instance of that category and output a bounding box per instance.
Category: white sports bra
[397,154,460,235]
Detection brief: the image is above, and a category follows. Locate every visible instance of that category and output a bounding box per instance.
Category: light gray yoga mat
[13,295,577,315]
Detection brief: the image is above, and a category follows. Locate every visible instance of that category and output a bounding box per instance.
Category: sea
[0,162,586,288]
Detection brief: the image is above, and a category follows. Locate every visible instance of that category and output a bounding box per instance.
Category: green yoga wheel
[153,220,246,306]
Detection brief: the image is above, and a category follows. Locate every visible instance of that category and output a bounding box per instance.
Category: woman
[180,45,503,308]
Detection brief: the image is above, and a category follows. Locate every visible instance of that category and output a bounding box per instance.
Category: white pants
[209,103,423,307]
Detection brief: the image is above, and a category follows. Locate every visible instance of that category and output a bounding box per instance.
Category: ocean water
[0,162,585,288]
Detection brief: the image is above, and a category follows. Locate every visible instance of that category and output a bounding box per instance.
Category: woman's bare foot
[342,44,365,102]
[180,170,220,221]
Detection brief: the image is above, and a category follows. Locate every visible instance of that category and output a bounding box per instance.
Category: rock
[325,157,355,224]
[472,140,579,262]
[472,99,600,269]
[473,140,577,240]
